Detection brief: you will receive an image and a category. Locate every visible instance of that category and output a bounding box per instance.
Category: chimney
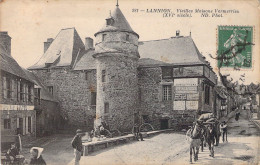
[44,38,54,53]
[176,30,180,37]
[0,32,11,56]
[85,37,93,50]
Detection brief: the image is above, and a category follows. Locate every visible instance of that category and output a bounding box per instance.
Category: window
[104,102,109,113]
[205,85,210,105]
[126,34,129,41]
[102,70,106,82]
[47,86,53,95]
[106,18,114,26]
[162,67,172,78]
[163,85,172,101]
[102,34,107,41]
[28,116,31,133]
[4,119,11,129]
[85,71,91,81]
[20,83,25,102]
[34,88,41,105]
[91,92,96,106]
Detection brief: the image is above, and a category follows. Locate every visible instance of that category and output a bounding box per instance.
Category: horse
[186,122,203,163]
[200,124,207,152]
[204,119,221,146]
[212,120,221,146]
[203,124,215,157]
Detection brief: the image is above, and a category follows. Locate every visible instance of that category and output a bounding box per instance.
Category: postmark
[217,25,254,70]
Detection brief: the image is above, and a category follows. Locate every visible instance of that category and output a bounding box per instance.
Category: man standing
[133,124,144,141]
[220,121,228,142]
[71,129,85,165]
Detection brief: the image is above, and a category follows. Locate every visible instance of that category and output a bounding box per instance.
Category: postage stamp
[217,26,253,69]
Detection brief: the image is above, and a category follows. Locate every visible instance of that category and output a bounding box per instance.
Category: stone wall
[199,78,215,113]
[95,55,138,132]
[35,99,60,136]
[31,68,96,130]
[138,67,199,130]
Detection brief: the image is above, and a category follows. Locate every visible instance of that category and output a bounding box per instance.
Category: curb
[82,129,174,156]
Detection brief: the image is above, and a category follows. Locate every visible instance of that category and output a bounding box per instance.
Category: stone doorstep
[82,129,174,156]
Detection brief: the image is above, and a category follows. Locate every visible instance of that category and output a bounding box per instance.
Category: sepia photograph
[0,0,259,164]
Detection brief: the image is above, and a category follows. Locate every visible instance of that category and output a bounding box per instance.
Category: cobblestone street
[66,110,259,165]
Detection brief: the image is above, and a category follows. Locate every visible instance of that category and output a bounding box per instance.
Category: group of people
[71,123,145,165]
[5,143,46,165]
[198,113,228,143]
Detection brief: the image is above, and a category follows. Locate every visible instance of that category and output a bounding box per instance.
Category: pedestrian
[235,112,240,121]
[71,129,85,165]
[29,147,46,165]
[220,121,228,142]
[133,124,144,141]
[207,124,215,157]
[6,143,19,163]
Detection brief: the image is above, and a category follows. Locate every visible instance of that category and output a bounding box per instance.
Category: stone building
[0,32,36,138]
[137,35,217,129]
[23,69,60,137]
[0,31,61,139]
[28,5,218,132]
[215,83,228,119]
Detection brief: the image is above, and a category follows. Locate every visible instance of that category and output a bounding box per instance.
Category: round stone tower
[93,4,140,132]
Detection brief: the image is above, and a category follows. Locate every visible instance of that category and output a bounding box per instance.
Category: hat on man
[76,129,85,135]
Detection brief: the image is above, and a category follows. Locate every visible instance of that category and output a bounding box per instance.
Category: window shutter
[11,79,15,99]
[3,77,7,98]
[30,87,34,103]
[17,81,20,101]
[25,84,28,102]
[23,84,26,102]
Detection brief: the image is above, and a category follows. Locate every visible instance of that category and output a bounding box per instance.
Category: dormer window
[106,18,114,26]
[126,34,129,41]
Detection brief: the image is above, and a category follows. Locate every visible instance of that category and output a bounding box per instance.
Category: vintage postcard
[0,0,259,165]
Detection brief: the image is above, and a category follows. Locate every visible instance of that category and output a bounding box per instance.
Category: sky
[0,0,259,84]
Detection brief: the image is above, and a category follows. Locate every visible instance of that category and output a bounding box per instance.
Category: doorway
[160,119,169,130]
[17,118,23,135]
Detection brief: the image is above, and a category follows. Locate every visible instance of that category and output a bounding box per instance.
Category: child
[29,147,46,165]
[6,143,19,162]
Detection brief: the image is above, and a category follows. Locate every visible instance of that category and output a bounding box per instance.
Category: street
[21,110,259,165]
[70,110,260,165]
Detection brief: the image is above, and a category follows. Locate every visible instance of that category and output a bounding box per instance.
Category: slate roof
[138,58,169,67]
[23,69,58,102]
[138,36,207,66]
[215,85,227,99]
[0,46,32,81]
[73,49,96,70]
[94,7,138,37]
[28,28,85,69]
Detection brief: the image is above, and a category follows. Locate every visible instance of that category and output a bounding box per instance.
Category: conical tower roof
[94,7,139,38]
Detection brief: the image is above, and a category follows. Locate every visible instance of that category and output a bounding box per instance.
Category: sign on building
[173,78,199,110]
[186,101,199,110]
[173,101,185,110]
[173,66,203,78]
